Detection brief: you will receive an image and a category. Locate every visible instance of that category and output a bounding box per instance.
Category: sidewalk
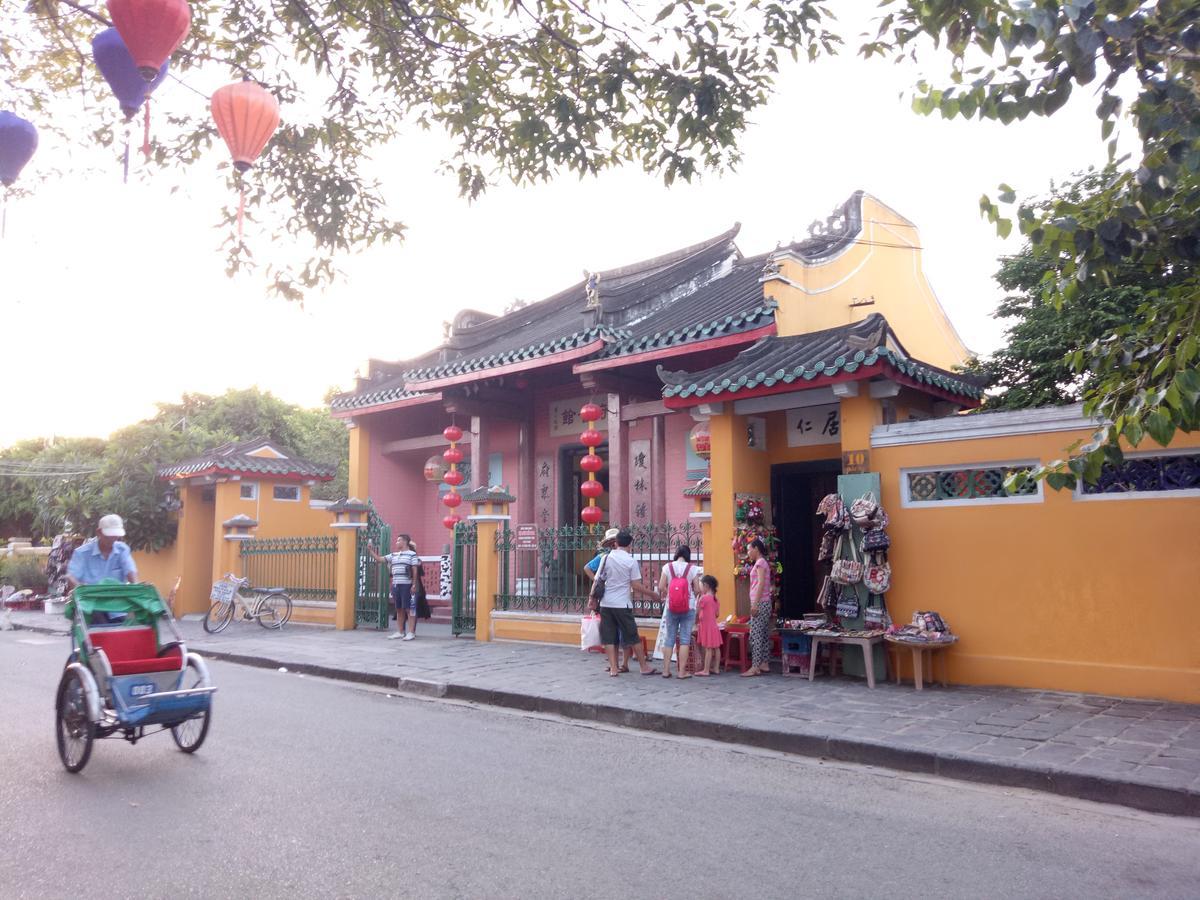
[10,609,1199,817]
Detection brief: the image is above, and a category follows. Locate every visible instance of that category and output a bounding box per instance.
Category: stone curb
[13,621,1197,817]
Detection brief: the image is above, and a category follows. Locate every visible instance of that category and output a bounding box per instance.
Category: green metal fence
[494,522,703,617]
[451,521,477,636]
[239,536,338,602]
[355,503,391,629]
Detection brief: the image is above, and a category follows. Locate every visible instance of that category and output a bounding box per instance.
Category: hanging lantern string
[236,171,246,240]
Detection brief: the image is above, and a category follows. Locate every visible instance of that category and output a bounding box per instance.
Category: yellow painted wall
[173,483,215,615]
[766,195,969,370]
[493,616,660,648]
[708,411,773,619]
[871,428,1200,703]
[220,478,334,539]
[135,543,180,599]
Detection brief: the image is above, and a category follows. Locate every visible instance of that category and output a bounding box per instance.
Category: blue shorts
[664,609,696,647]
[391,583,415,612]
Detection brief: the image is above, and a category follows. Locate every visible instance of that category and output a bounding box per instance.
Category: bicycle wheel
[254,592,293,629]
[56,668,95,773]
[203,599,235,634]
[171,658,212,753]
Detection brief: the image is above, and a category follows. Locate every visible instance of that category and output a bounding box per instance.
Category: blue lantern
[92,27,169,120]
[0,112,37,187]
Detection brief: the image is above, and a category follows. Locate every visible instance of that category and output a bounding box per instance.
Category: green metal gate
[355,502,391,629]
[450,521,477,636]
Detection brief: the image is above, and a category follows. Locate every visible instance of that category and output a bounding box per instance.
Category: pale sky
[0,17,1115,446]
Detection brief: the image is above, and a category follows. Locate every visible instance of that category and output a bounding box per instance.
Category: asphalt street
[1,631,1197,900]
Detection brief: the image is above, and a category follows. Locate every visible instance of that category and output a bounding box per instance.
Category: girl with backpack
[656,545,702,679]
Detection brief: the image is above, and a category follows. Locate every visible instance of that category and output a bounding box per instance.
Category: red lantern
[580,480,604,499]
[108,0,191,81]
[580,506,604,525]
[443,514,461,529]
[580,454,604,473]
[211,80,281,173]
[423,455,448,483]
[442,491,462,509]
[443,447,464,465]
[689,422,712,461]
[580,429,603,448]
[442,469,464,487]
[443,424,463,443]
[580,402,603,423]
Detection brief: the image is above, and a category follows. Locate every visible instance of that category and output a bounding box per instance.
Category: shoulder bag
[829,535,863,586]
[588,554,608,605]
[835,584,861,620]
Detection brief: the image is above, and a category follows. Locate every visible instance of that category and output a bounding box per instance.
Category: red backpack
[667,562,694,614]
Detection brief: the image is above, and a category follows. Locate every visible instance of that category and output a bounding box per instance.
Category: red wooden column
[469,415,485,489]
[518,417,534,527]
[606,392,626,526]
[650,414,667,523]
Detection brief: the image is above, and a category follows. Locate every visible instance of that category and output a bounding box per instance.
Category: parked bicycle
[203,574,293,633]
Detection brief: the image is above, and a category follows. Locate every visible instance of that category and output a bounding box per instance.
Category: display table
[806,632,885,688]
[884,635,957,691]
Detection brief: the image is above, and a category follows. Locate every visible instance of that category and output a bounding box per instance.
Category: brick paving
[10,609,1199,815]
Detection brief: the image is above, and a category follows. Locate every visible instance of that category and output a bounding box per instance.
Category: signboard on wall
[535,456,554,526]
[842,449,870,474]
[515,524,538,550]
[629,439,651,524]
[785,403,841,447]
[549,397,609,437]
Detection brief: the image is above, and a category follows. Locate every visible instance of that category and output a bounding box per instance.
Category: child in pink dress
[695,575,722,676]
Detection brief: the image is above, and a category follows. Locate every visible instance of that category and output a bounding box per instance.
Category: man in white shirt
[587,530,659,676]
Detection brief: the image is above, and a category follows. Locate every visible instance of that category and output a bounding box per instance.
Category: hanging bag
[588,554,608,607]
[830,535,863,585]
[816,574,836,612]
[863,595,889,628]
[580,613,601,650]
[862,527,891,553]
[849,491,879,528]
[863,551,892,594]
[816,493,849,532]
[835,584,861,620]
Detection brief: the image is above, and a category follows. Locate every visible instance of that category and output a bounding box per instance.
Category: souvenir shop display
[731,493,782,603]
[887,611,955,643]
[814,490,893,632]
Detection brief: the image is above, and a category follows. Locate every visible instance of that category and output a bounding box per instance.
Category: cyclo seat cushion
[90,627,182,676]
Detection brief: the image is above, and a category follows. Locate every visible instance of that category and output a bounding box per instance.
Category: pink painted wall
[665,411,700,525]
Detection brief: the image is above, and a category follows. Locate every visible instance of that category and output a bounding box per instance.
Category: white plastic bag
[580,613,601,651]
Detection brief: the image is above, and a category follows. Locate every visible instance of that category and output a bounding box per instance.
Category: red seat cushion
[91,628,182,676]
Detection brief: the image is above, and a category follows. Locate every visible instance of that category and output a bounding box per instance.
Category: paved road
[1,632,1197,900]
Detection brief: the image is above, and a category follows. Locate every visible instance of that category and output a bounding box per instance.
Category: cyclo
[54,583,216,773]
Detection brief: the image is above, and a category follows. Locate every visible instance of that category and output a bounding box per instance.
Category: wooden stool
[723,632,749,672]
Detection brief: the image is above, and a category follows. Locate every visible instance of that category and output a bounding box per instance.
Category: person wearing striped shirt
[368,533,421,641]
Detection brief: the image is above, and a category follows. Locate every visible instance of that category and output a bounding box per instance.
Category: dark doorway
[771,460,841,618]
[558,443,610,526]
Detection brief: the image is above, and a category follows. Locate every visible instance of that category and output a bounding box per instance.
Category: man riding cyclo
[67,514,138,623]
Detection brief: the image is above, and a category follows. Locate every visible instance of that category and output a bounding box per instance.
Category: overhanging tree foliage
[964,171,1166,411]
[9,1,1198,480]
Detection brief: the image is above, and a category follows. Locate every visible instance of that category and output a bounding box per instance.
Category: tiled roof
[659,314,983,401]
[683,478,712,498]
[462,485,517,503]
[406,325,626,384]
[330,378,431,412]
[158,439,336,482]
[598,259,777,359]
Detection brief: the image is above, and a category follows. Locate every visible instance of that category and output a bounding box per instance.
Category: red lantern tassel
[1,189,7,240]
[143,98,152,162]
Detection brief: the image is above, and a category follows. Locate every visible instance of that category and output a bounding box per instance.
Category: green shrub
[0,556,49,593]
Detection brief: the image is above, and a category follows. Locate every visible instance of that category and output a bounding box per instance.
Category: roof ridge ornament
[584,270,601,309]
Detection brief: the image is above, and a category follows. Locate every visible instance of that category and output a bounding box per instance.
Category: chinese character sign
[629,439,651,525]
[535,456,554,526]
[549,397,610,437]
[785,403,841,447]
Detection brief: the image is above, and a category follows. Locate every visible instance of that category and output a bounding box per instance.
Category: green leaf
[1145,408,1176,447]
